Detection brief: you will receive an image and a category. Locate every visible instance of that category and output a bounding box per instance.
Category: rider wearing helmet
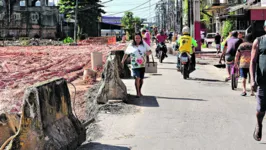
[176,26,198,71]
[156,30,168,57]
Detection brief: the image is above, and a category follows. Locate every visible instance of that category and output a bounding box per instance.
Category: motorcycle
[179,52,191,79]
[156,42,167,63]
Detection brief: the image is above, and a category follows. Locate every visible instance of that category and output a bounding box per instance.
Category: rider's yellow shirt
[177,35,198,54]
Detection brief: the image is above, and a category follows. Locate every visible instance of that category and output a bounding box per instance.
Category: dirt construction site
[0,38,129,150]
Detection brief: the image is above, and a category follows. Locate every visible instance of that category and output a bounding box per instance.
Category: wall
[0,0,59,39]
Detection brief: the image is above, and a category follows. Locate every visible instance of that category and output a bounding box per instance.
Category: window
[14,13,21,20]
[0,1,3,7]
[30,0,41,6]
[46,0,58,6]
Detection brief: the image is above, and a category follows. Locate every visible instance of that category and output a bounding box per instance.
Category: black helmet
[231,31,238,38]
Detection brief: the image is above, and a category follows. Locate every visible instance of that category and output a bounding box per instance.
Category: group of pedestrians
[121,23,266,142]
[217,22,266,142]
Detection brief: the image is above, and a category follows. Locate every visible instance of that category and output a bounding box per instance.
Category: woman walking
[121,32,152,98]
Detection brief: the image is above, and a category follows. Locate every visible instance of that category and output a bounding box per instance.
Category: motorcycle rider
[176,26,198,71]
[156,30,168,57]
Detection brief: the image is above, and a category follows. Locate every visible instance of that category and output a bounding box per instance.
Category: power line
[105,2,157,17]
[107,0,151,16]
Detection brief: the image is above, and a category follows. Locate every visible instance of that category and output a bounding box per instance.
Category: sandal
[241,92,247,96]
[253,125,262,141]
[225,77,231,82]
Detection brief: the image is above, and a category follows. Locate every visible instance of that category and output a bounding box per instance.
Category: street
[78,49,265,150]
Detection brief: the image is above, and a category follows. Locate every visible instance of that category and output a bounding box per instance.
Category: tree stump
[86,54,128,108]
[110,50,131,79]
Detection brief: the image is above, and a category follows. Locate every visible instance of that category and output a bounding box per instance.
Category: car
[204,33,216,48]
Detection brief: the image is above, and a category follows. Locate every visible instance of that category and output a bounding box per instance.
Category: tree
[200,0,212,31]
[121,11,143,40]
[59,0,105,38]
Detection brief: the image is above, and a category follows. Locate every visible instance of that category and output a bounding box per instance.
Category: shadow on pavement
[77,142,131,150]
[196,62,209,65]
[189,77,224,83]
[161,62,177,64]
[158,67,178,70]
[156,96,206,101]
[151,73,162,76]
[127,95,159,107]
[122,76,149,80]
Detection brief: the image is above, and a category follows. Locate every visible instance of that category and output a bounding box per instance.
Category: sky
[102,0,160,22]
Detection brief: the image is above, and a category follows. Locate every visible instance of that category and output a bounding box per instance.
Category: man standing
[250,21,266,142]
[214,33,221,54]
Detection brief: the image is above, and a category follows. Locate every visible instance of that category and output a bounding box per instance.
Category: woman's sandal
[253,125,262,141]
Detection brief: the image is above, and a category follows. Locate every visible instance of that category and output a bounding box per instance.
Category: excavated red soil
[0,43,128,121]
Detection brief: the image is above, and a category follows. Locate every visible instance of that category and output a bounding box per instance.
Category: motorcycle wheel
[231,74,235,90]
[183,65,188,79]
[234,75,238,88]
[159,51,164,63]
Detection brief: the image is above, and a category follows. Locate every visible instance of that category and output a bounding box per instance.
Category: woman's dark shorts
[240,68,249,79]
[132,68,145,79]
[257,86,266,112]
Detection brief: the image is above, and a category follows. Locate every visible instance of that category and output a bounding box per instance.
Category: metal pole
[180,0,183,33]
[149,0,151,22]
[8,0,10,22]
[188,0,190,28]
[74,0,78,44]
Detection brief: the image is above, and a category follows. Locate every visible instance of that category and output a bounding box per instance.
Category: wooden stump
[86,54,128,106]
[110,50,131,79]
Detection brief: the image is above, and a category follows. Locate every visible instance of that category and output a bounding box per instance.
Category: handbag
[145,55,157,73]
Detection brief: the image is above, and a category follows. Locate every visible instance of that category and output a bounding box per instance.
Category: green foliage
[222,20,235,37]
[63,37,74,43]
[183,0,188,25]
[59,0,105,37]
[21,40,30,46]
[121,11,143,40]
[200,0,211,30]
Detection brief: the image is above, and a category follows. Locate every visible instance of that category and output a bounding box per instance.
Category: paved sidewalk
[87,50,262,150]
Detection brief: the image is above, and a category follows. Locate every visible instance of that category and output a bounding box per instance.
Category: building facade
[0,0,60,39]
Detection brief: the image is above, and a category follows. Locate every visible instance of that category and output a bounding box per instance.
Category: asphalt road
[80,52,265,150]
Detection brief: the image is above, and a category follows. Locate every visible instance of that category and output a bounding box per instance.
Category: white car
[204,33,216,48]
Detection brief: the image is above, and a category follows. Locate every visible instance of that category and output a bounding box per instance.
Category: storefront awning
[219,14,246,20]
[101,22,123,30]
[228,3,248,12]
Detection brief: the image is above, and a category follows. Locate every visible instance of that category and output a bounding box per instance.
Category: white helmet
[182,26,190,34]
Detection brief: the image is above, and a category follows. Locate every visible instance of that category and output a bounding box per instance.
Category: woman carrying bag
[121,32,152,98]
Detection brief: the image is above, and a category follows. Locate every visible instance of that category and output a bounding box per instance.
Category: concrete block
[83,68,97,81]
[91,52,103,70]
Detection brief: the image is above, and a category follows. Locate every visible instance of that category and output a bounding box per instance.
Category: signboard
[102,16,122,25]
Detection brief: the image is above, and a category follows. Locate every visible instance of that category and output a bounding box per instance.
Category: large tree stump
[110,50,131,79]
[86,54,128,111]
[0,78,86,150]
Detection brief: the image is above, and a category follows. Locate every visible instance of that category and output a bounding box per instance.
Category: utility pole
[180,0,183,34]
[187,0,190,28]
[74,0,78,44]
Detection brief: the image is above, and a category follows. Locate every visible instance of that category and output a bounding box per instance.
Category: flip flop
[253,125,262,141]
[241,92,247,96]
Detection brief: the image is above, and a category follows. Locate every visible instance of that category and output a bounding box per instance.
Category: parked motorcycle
[156,42,167,63]
[179,52,191,79]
